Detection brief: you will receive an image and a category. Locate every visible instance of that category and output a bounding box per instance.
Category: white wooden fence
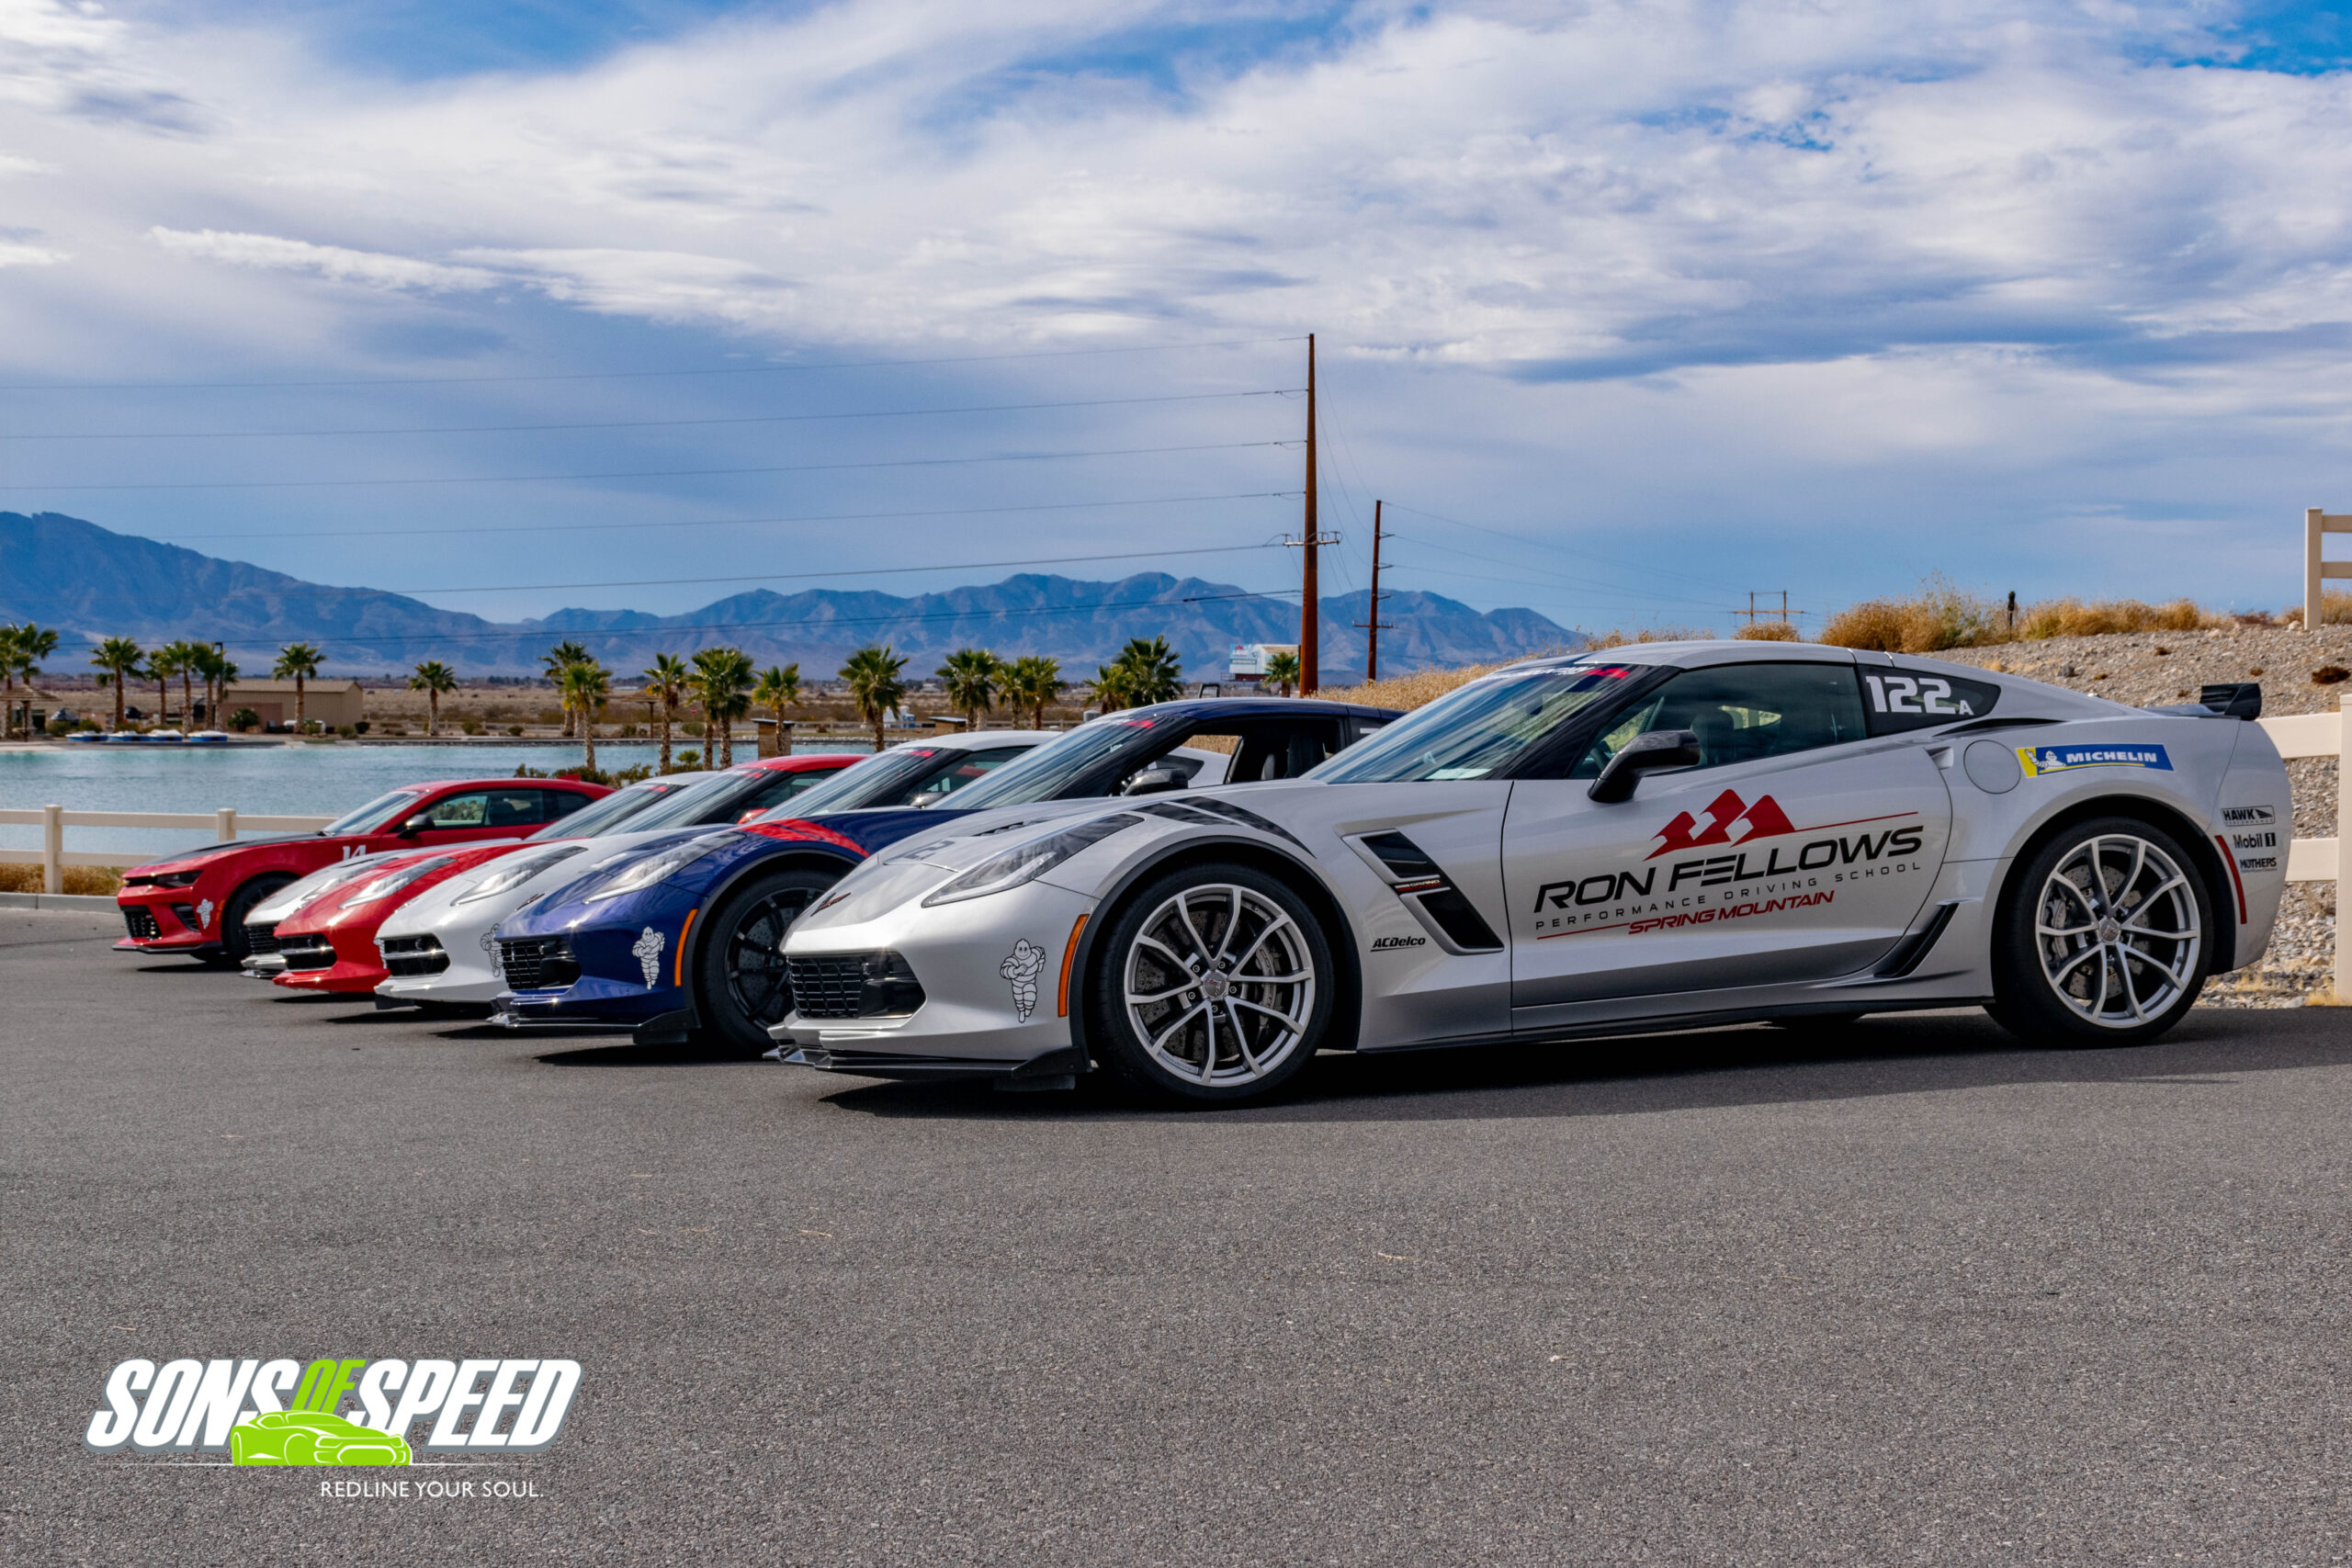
[2307,508,2352,630]
[0,807,336,892]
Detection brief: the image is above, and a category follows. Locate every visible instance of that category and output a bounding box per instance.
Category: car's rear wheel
[217,874,294,964]
[1987,816,2211,1046]
[692,867,840,1055]
[1086,862,1333,1105]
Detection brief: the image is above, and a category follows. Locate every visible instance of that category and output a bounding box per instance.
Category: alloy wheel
[2033,832,2202,1029]
[1122,884,1317,1087]
[725,887,817,1026]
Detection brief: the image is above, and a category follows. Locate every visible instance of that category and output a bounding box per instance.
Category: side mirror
[908,790,944,807]
[397,811,433,837]
[1121,768,1186,797]
[1587,729,1701,804]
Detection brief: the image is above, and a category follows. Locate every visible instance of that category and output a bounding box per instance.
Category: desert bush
[0,863,122,896]
[505,725,525,737]
[1317,661,1513,713]
[2018,597,2217,639]
[462,719,483,736]
[1734,622,1801,642]
[1816,599,1911,651]
[1582,626,1715,650]
[2313,666,2349,686]
[2285,592,2352,627]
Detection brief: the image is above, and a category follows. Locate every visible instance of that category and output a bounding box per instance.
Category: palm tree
[753,663,802,750]
[936,648,1001,730]
[1115,636,1183,706]
[689,647,755,767]
[1089,661,1132,714]
[641,652,691,773]
[559,660,610,773]
[1261,649,1302,698]
[272,643,322,732]
[840,645,908,754]
[190,644,232,728]
[89,637,143,731]
[1002,654,1061,728]
[0,623,55,738]
[543,640,592,736]
[409,659,458,737]
[146,641,186,729]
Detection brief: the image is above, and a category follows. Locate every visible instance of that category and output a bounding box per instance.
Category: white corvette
[775,642,2289,1103]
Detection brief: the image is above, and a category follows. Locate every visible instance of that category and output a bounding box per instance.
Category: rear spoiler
[2146,682,2261,721]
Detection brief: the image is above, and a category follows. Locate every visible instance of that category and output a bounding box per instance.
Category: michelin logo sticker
[1000,940,1047,1021]
[2018,743,2174,777]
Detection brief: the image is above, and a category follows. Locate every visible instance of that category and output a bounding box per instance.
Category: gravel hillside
[1939,624,2352,1008]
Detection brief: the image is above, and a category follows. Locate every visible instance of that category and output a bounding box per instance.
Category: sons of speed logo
[86,1356,580,1463]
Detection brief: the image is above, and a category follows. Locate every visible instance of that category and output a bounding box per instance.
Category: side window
[423,792,492,828]
[1860,667,2000,733]
[904,747,1027,803]
[486,790,551,828]
[545,790,591,819]
[1570,663,1870,777]
[741,772,823,814]
[1228,721,1344,782]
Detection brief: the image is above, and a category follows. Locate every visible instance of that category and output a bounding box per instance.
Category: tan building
[219,679,366,729]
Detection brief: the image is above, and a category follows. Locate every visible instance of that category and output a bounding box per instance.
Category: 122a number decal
[1865,674,1971,716]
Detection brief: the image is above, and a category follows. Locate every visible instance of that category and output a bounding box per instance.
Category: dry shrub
[0,863,123,896]
[1581,626,1715,649]
[1318,660,1513,713]
[2313,666,2350,686]
[2285,592,2352,627]
[2018,597,2217,638]
[1818,599,1909,652]
[1734,621,1801,642]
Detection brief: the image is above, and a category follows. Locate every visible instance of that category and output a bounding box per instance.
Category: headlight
[343,856,456,907]
[153,870,202,888]
[455,846,586,905]
[580,832,739,904]
[920,814,1139,907]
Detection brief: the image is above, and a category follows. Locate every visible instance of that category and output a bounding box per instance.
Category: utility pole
[1281,333,1340,693]
[1736,591,1792,629]
[1352,498,1396,682]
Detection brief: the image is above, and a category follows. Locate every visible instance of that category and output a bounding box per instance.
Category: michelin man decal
[632,926,667,988]
[197,898,215,931]
[999,939,1048,1021]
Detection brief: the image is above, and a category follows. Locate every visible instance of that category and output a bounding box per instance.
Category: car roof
[730,752,864,772]
[1102,697,1404,722]
[406,777,606,792]
[879,728,1060,751]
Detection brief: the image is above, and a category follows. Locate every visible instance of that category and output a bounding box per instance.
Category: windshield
[526,778,696,840]
[761,747,943,818]
[1311,664,1643,783]
[944,718,1163,811]
[323,788,426,836]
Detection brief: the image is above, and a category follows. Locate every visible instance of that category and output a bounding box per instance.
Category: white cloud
[0,239,65,265]
[146,227,500,292]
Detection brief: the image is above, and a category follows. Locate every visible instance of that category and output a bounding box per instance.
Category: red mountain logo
[1647,790,1798,860]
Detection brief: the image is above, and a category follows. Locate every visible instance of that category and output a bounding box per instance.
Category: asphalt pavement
[8,907,2352,1566]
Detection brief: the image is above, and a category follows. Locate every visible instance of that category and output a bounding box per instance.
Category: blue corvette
[491,698,1399,1051]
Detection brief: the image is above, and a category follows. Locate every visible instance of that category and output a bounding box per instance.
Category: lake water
[0,740,871,859]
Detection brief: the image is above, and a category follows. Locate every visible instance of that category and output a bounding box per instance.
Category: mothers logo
[2018,743,2173,777]
[85,1357,580,1462]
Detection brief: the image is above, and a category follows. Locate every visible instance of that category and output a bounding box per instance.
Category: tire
[1085,861,1335,1105]
[218,874,295,964]
[692,866,840,1055]
[1987,815,2212,1047]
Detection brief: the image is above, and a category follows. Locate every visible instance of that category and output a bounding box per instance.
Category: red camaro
[265,753,859,996]
[115,777,612,964]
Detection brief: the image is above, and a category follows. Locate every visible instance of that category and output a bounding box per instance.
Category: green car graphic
[231,1411,412,1466]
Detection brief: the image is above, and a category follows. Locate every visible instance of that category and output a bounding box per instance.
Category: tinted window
[1571,662,1869,777]
[421,792,493,828]
[1860,668,2001,733]
[547,790,592,818]
[906,746,1028,803]
[487,790,552,828]
[736,767,845,815]
[1315,665,1644,784]
[327,788,425,836]
[527,778,699,840]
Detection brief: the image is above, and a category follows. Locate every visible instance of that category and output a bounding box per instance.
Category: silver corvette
[775,642,2289,1103]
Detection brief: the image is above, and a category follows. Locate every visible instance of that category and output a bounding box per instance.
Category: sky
[2,0,2350,648]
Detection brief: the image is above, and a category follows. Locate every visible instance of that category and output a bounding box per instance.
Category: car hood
[130,830,334,876]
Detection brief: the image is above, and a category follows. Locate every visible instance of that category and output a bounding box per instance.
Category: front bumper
[269,926,388,995]
[774,878,1094,1074]
[113,891,219,953]
[374,926,507,1005]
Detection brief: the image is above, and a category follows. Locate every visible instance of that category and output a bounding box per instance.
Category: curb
[0,891,119,911]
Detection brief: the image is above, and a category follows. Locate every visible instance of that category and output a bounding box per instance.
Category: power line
[159,490,1302,543]
[2,439,1296,493]
[0,388,1302,442]
[1385,535,1733,610]
[0,335,1305,393]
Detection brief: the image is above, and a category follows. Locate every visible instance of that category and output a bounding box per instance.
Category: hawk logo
[1647,790,1798,859]
[631,927,665,987]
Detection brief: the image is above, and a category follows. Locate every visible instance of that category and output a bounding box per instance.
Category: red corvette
[115,777,611,964]
[266,752,859,996]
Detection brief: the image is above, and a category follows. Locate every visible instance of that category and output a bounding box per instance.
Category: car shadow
[817,1007,2352,1124]
[531,1037,756,1066]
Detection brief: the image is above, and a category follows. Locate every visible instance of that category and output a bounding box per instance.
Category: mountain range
[0,511,1582,680]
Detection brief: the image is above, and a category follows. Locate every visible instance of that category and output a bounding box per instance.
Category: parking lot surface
[8,908,2352,1566]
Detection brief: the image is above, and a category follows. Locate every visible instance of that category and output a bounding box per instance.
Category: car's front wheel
[1086,862,1334,1104]
[693,866,840,1055]
[217,874,295,964]
[1987,815,2212,1046]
